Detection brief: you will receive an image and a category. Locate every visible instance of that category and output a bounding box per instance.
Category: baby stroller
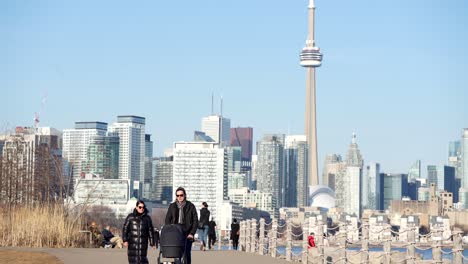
[158,224,186,264]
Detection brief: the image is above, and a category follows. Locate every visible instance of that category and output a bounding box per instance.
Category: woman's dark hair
[202,202,208,208]
[136,199,145,208]
[175,187,187,200]
[233,218,237,223]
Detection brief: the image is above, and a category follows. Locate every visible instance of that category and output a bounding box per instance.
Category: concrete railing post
[317,221,325,264]
[452,230,463,264]
[240,221,246,251]
[246,220,252,252]
[251,219,257,253]
[271,218,278,258]
[383,224,391,264]
[361,222,369,264]
[302,218,309,264]
[259,218,265,255]
[339,223,347,263]
[286,218,292,261]
[407,226,416,263]
[432,227,442,264]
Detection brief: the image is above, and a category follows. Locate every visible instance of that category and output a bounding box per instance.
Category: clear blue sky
[2,0,467,176]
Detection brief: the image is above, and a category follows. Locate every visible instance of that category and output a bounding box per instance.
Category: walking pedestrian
[122,200,155,264]
[208,217,217,250]
[230,219,240,250]
[165,187,198,264]
[198,202,210,251]
[308,232,316,248]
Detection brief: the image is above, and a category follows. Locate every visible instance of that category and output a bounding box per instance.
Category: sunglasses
[176,194,184,197]
[137,206,145,209]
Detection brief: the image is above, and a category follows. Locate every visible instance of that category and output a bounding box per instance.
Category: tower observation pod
[300,0,322,189]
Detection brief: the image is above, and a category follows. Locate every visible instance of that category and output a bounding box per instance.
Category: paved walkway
[1,248,292,264]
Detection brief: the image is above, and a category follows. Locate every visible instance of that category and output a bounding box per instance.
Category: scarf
[177,201,186,224]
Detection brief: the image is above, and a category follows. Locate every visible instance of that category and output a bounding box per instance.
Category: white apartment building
[172,141,227,222]
[228,187,275,217]
[63,122,107,180]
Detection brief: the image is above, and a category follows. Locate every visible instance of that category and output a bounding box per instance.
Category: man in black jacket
[165,187,198,264]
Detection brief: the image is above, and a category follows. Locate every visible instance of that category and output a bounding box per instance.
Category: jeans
[198,225,209,247]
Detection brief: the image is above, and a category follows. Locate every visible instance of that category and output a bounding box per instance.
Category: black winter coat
[122,209,155,264]
[165,200,198,236]
[199,208,210,227]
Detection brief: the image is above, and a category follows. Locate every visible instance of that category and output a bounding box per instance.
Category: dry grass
[0,204,84,248]
[0,250,63,264]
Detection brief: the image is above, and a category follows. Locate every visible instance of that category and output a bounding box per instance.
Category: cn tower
[300,0,322,187]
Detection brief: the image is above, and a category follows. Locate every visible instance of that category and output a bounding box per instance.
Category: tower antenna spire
[211,91,214,115]
[300,0,323,188]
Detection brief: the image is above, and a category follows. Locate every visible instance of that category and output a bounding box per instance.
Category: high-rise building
[226,146,242,172]
[462,129,468,189]
[448,141,461,179]
[201,115,231,147]
[256,134,285,211]
[363,162,381,210]
[382,173,409,210]
[63,122,108,180]
[143,134,153,200]
[172,141,227,221]
[300,0,323,187]
[322,154,345,191]
[81,133,119,179]
[109,116,146,196]
[285,135,308,207]
[251,154,258,190]
[1,127,63,204]
[152,156,173,204]
[427,165,438,188]
[230,127,253,168]
[335,134,363,216]
[408,160,421,182]
[435,165,458,203]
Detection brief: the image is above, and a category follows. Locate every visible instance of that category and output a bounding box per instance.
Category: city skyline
[2,0,468,175]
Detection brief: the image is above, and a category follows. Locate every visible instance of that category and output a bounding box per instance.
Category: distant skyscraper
[251,154,258,190]
[82,133,119,179]
[226,146,242,172]
[173,141,227,221]
[435,165,458,203]
[109,116,145,181]
[256,134,285,211]
[300,0,323,187]
[201,115,231,147]
[143,134,153,199]
[408,160,421,182]
[427,165,438,188]
[63,122,108,180]
[363,162,381,210]
[322,154,345,191]
[448,141,461,179]
[152,156,173,203]
[230,127,253,168]
[285,135,308,207]
[382,173,409,210]
[335,134,363,216]
[109,116,146,198]
[461,129,468,189]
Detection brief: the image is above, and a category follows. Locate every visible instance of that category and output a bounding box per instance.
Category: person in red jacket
[308,232,316,249]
